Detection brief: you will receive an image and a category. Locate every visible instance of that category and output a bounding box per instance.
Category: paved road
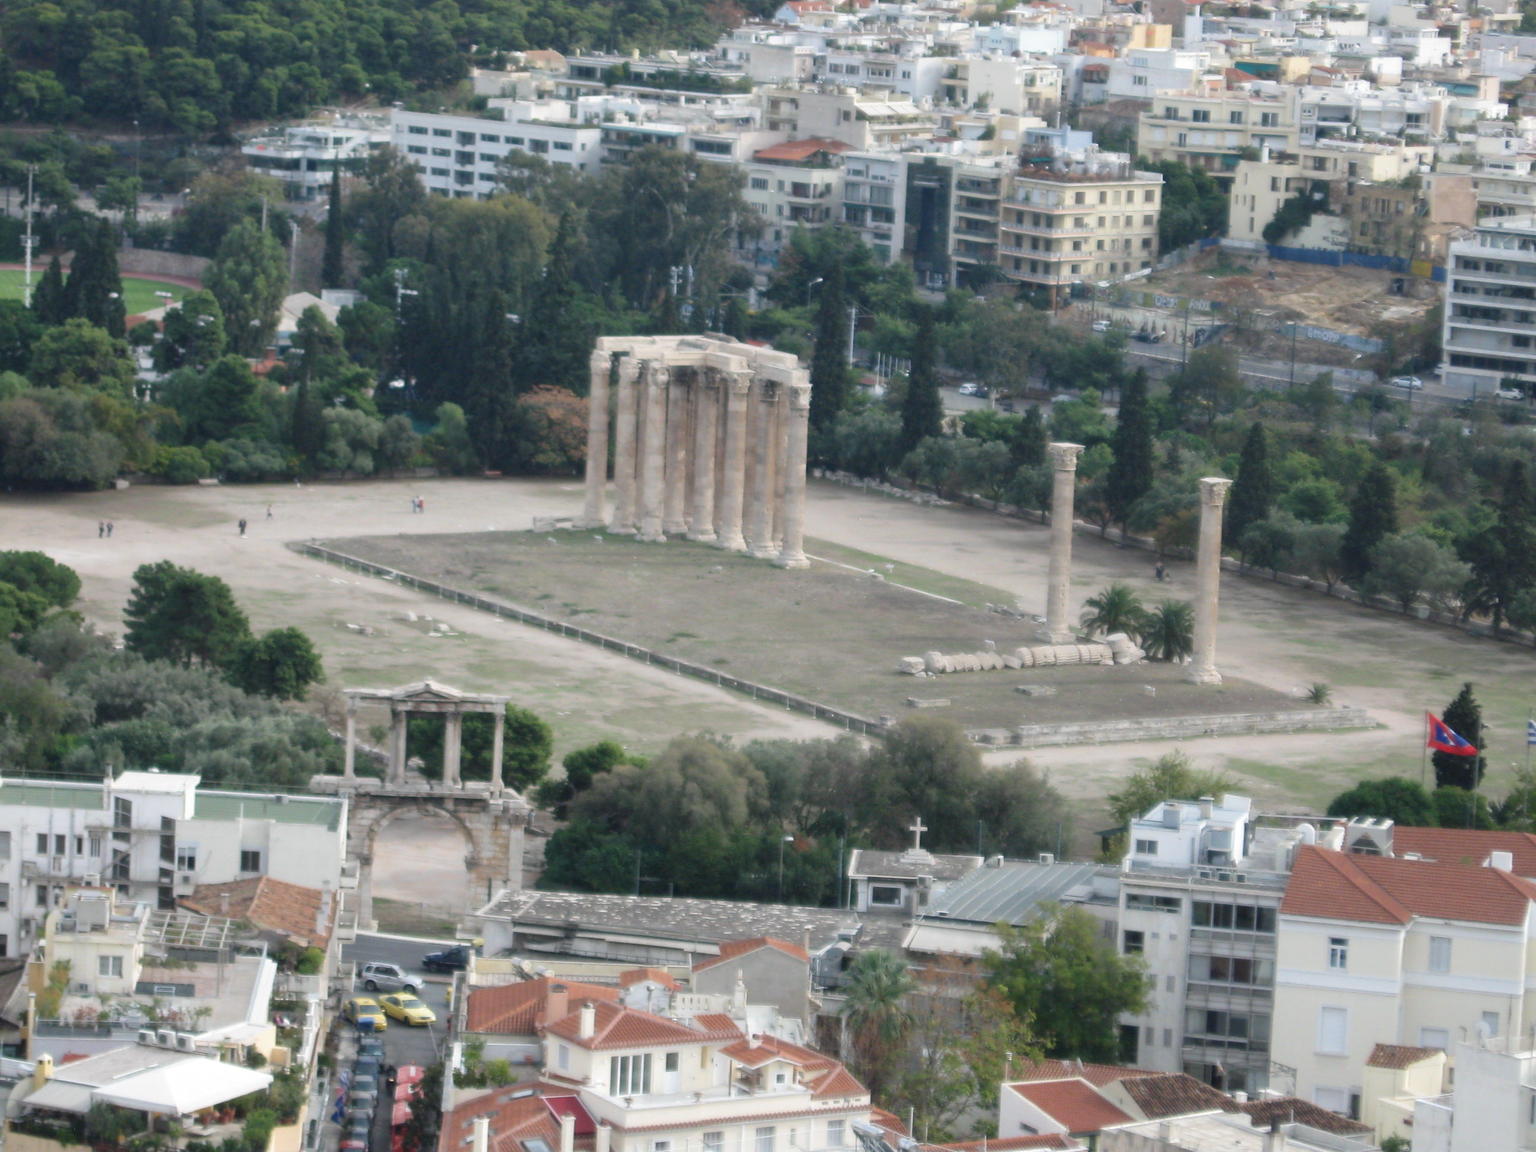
[342,932,457,1071]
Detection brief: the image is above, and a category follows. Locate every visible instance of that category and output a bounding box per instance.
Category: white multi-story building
[1410,1039,1536,1152]
[0,771,347,961]
[742,138,849,260]
[1442,214,1536,395]
[241,122,386,200]
[1272,835,1536,1119]
[841,152,907,263]
[390,102,603,198]
[1137,91,1299,177]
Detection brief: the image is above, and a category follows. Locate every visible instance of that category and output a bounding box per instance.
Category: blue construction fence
[1265,244,1447,283]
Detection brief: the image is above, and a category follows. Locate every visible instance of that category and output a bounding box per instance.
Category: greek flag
[1528,719,1536,746]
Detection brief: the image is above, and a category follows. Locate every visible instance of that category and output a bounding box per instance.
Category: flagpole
[1421,712,1429,790]
[1526,708,1533,827]
[1471,709,1482,830]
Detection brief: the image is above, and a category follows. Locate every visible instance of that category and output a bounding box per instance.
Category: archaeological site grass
[324,529,1305,733]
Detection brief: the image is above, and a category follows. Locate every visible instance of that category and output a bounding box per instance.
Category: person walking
[98,522,105,538]
[238,518,247,537]
[106,521,113,538]
[266,504,273,520]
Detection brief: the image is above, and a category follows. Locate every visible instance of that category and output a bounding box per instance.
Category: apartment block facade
[1136,93,1299,177]
[1443,214,1536,395]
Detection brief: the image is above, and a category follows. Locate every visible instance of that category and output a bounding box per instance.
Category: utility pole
[288,219,299,286]
[847,303,859,368]
[22,166,36,307]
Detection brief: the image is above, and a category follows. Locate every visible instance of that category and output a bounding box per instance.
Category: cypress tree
[1226,422,1274,545]
[808,263,851,442]
[1106,369,1154,530]
[464,288,516,467]
[1433,682,1486,791]
[31,254,67,325]
[516,211,595,394]
[290,376,325,464]
[1011,405,1046,467]
[900,307,943,456]
[97,220,127,338]
[1341,461,1398,584]
[321,163,345,288]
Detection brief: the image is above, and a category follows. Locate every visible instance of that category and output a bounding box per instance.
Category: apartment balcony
[1001,222,1095,239]
[22,858,94,882]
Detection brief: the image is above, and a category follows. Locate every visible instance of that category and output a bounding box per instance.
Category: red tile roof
[694,937,810,972]
[1393,827,1536,877]
[1239,1099,1372,1136]
[751,138,852,163]
[1116,1074,1238,1119]
[1367,1043,1443,1069]
[441,1089,560,1152]
[1008,1080,1133,1134]
[871,1108,908,1137]
[933,1137,1079,1151]
[544,1001,744,1050]
[1011,1061,1160,1089]
[179,876,333,948]
[466,979,620,1036]
[619,967,680,990]
[1283,845,1536,927]
[692,1013,743,1038]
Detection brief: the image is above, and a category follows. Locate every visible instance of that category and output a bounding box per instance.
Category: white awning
[24,1080,96,1115]
[95,1059,272,1116]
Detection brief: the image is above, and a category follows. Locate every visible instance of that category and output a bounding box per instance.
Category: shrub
[152,445,211,484]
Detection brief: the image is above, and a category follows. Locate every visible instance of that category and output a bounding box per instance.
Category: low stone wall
[974,706,1374,749]
[119,248,210,282]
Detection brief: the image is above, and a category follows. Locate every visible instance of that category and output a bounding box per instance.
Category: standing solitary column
[716,375,751,552]
[689,371,720,542]
[343,699,358,778]
[579,349,611,528]
[746,383,779,558]
[637,364,669,542]
[442,712,463,787]
[663,368,691,536]
[610,357,640,534]
[776,383,811,568]
[490,708,505,794]
[1187,476,1233,685]
[1041,442,1084,644]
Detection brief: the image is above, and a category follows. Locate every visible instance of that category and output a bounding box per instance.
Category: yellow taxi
[378,993,437,1026]
[342,996,389,1032]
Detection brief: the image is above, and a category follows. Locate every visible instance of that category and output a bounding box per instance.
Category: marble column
[746,383,779,558]
[663,368,691,536]
[716,374,751,552]
[610,357,640,534]
[579,350,611,528]
[490,709,505,794]
[770,389,789,551]
[1188,476,1233,686]
[1041,442,1084,644]
[775,383,811,569]
[389,710,408,785]
[442,712,463,787]
[342,699,357,779]
[637,364,669,542]
[688,371,720,542]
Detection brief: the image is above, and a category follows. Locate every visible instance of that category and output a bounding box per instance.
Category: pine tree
[1462,460,1536,635]
[1341,461,1398,584]
[900,306,943,456]
[1433,681,1486,792]
[808,263,851,442]
[60,221,126,336]
[31,255,67,325]
[1226,422,1274,545]
[515,211,596,394]
[321,164,346,289]
[1105,369,1154,530]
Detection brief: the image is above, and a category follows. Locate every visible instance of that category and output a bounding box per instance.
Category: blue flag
[1528,719,1536,746]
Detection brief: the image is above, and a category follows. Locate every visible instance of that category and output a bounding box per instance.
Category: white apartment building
[1410,1039,1536,1152]
[842,152,906,263]
[1106,47,1211,104]
[1228,157,1316,246]
[241,122,385,200]
[1116,795,1308,1095]
[1137,92,1298,177]
[762,88,937,151]
[390,102,602,198]
[997,156,1163,302]
[441,999,872,1152]
[0,771,347,961]
[1443,214,1536,395]
[1272,839,1536,1119]
[940,57,1062,117]
[742,138,849,260]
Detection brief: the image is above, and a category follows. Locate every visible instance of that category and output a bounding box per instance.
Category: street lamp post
[777,835,794,902]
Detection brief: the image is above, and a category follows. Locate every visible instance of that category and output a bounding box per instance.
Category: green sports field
[0,269,189,315]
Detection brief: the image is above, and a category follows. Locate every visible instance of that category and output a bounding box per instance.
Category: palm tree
[1141,600,1195,662]
[1079,583,1147,639]
[840,948,915,1098]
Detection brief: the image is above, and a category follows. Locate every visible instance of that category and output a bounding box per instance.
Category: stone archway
[314,680,530,929]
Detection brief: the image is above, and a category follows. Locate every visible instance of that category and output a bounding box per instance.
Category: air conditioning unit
[175,1034,197,1052]
[176,872,195,890]
[138,1029,157,1046]
[155,1029,175,1048]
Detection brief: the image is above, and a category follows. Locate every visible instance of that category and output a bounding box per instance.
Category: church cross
[909,816,928,853]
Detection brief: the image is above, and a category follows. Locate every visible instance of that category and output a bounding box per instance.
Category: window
[654,1143,671,1152]
[432,128,451,137]
[0,832,9,859]
[1125,894,1181,913]
[1133,839,1158,856]
[1260,112,1279,127]
[610,1054,651,1096]
[1420,1026,1449,1049]
[480,133,501,143]
[1191,109,1210,123]
[239,850,262,873]
[664,1052,679,1072]
[0,883,8,909]
[1483,1011,1501,1038]
[1229,111,1244,124]
[557,1044,570,1071]
[1318,1006,1348,1054]
[408,126,429,135]
[36,885,48,908]
[1122,930,1145,955]
[750,177,769,190]
[1328,937,1348,971]
[870,885,904,906]
[35,834,47,855]
[176,845,197,872]
[703,1135,723,1152]
[407,146,427,155]
[99,954,123,978]
[827,1121,844,1148]
[756,1128,775,1152]
[1429,936,1451,972]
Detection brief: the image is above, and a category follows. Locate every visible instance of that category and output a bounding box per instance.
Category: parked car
[421,945,474,973]
[379,993,437,1026]
[343,996,389,1032]
[1496,387,1525,400]
[1390,375,1423,390]
[1091,319,1112,333]
[359,962,419,994]
[957,382,980,396]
